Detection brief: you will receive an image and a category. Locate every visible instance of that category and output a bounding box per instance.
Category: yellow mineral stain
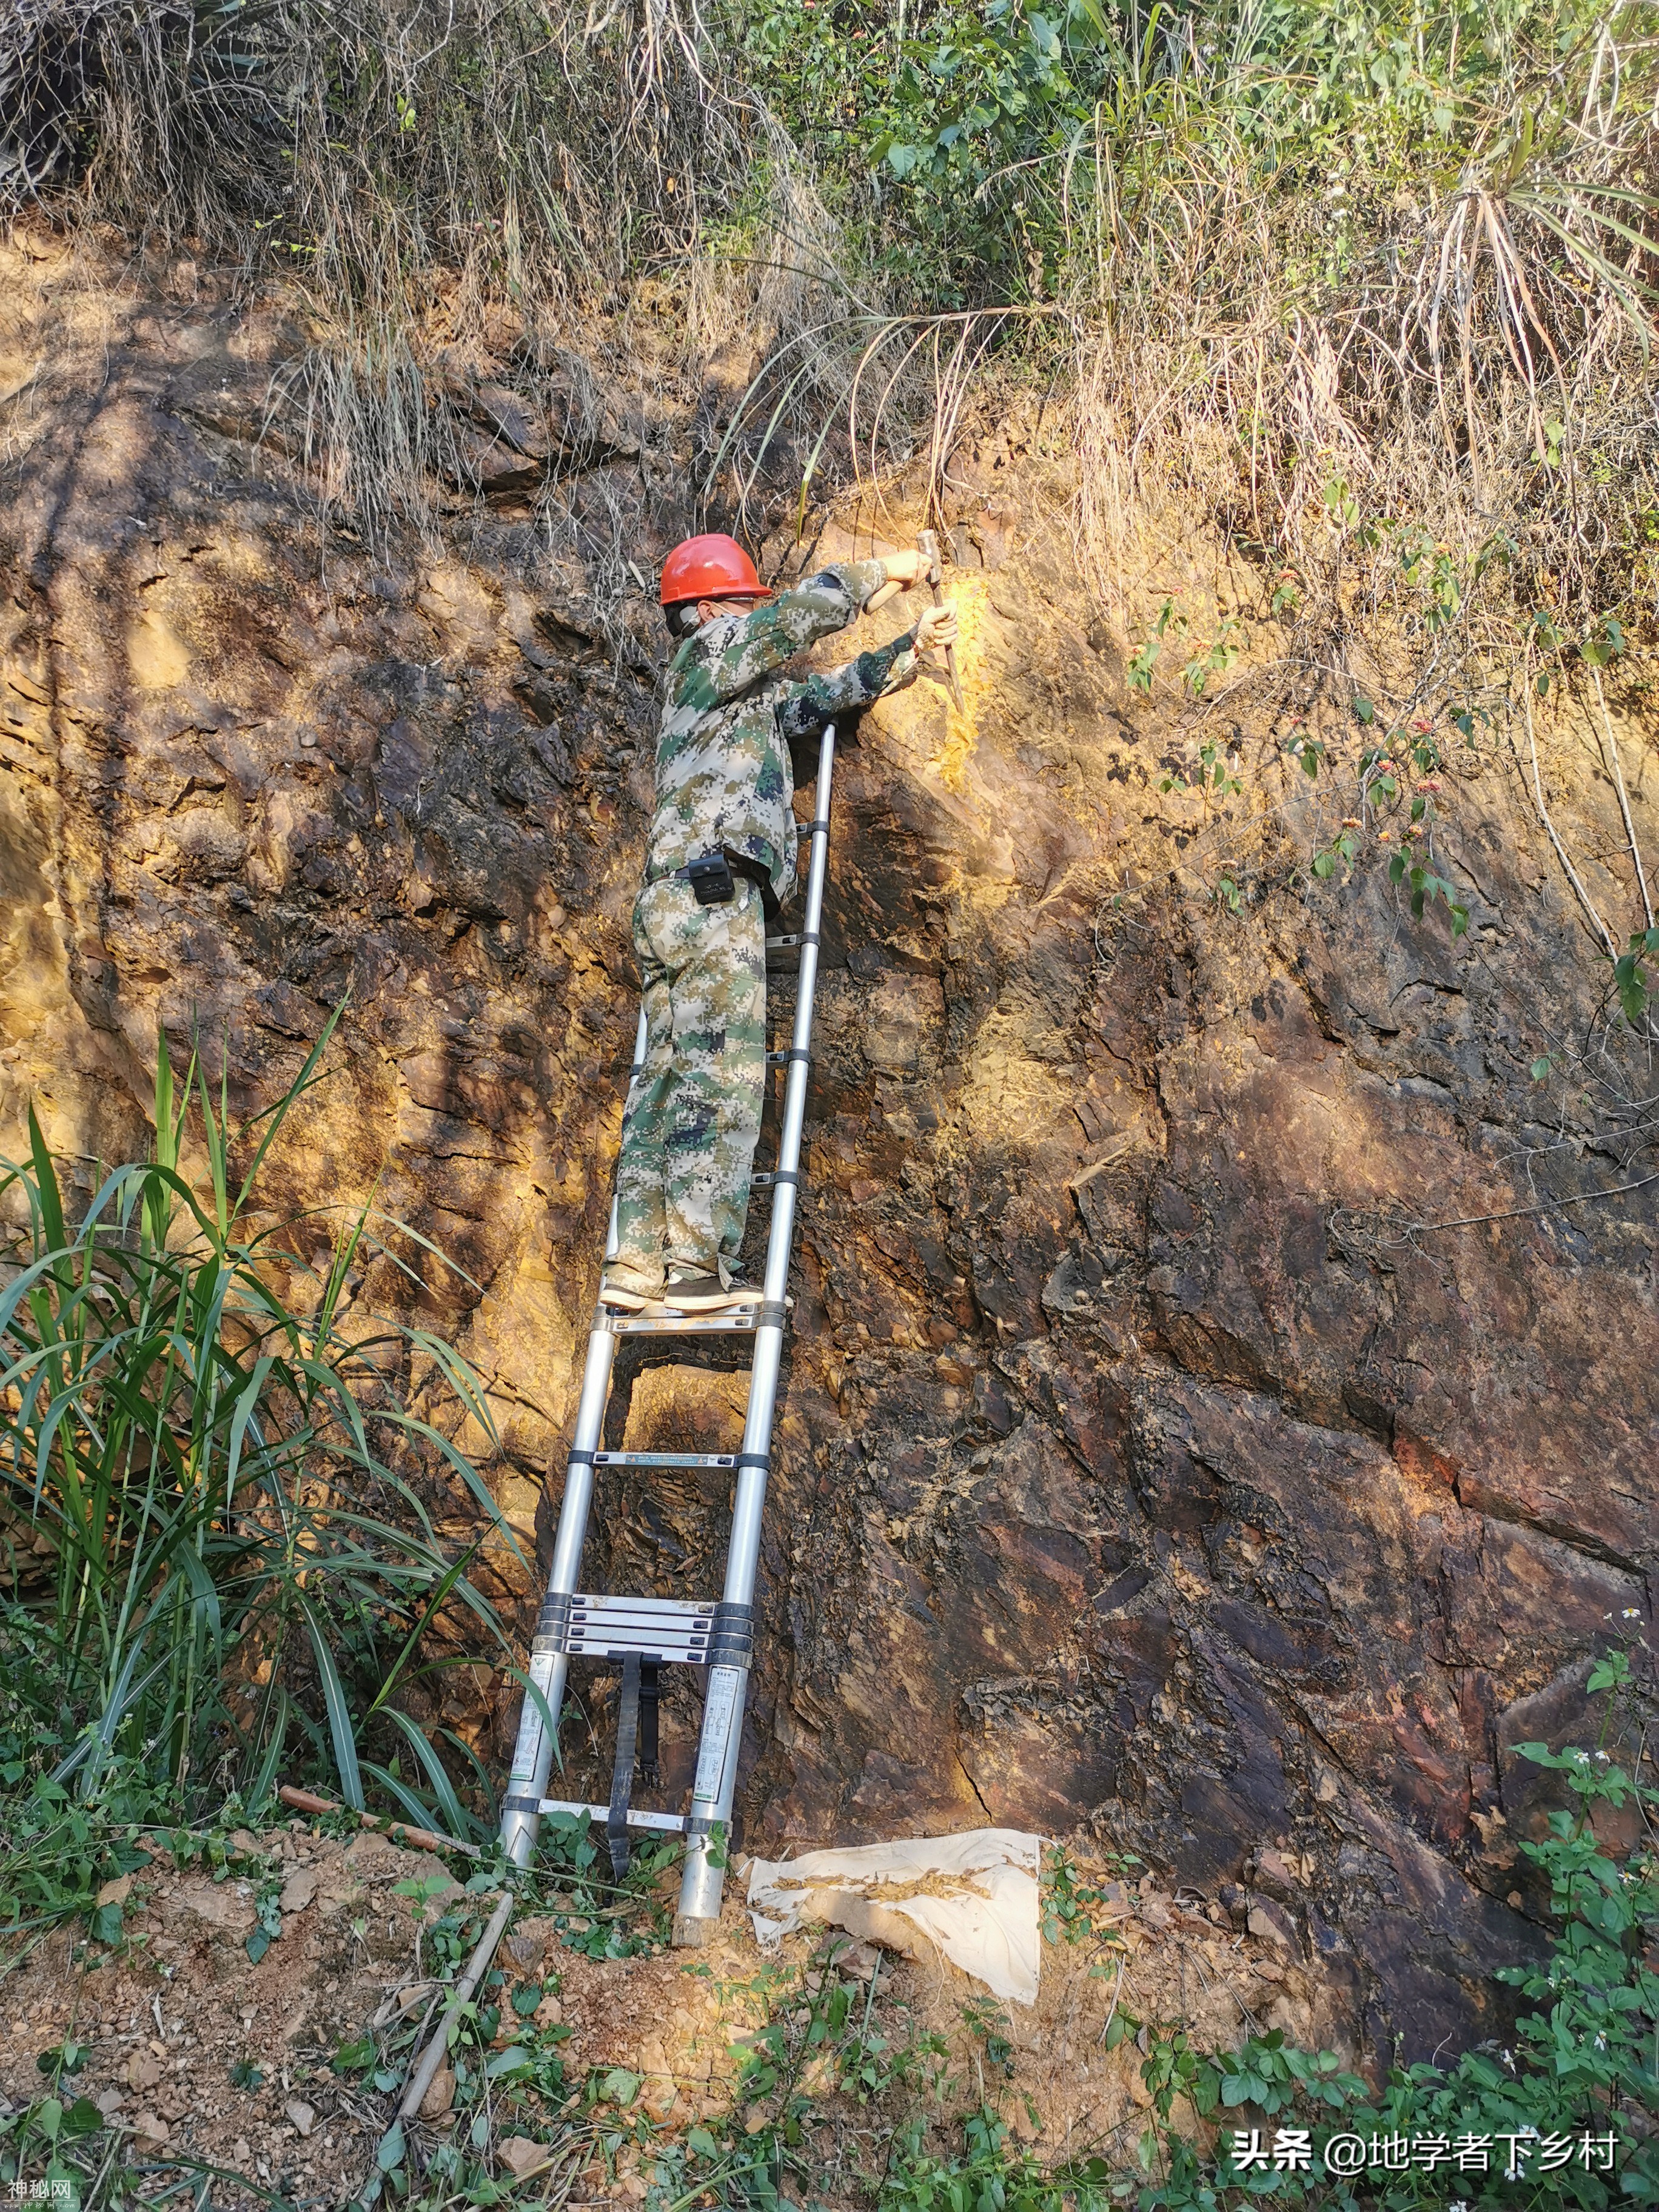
[129,609,190,689]
[924,573,991,794]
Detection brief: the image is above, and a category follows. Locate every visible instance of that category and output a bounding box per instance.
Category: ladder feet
[672,1911,721,1949]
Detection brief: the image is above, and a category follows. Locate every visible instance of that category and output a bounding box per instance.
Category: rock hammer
[916,528,965,714]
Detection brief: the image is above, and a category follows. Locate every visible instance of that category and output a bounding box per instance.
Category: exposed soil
[0,1817,1309,2205]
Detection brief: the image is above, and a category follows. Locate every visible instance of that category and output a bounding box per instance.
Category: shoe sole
[663,1290,765,1313]
[601,1285,665,1312]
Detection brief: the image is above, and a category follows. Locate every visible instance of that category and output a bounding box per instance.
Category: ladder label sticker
[691,1667,743,1805]
[508,1651,558,1786]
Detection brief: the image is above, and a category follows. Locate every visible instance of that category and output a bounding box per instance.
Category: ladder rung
[539,1798,686,1835]
[571,1594,715,1618]
[566,1634,709,1660]
[608,1310,765,1336]
[594,1451,736,1470]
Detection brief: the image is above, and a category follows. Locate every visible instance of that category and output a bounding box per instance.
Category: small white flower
[1621,1608,1640,1620]
[1506,2167,1522,2183]
[1450,2201,1470,2211]
[1595,1750,1610,1762]
[1501,2049,1515,2068]
[1595,2034,1607,2050]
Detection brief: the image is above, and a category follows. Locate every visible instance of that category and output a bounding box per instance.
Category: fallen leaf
[419,2063,455,2120]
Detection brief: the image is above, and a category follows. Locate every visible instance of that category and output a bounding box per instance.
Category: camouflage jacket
[647,559,918,902]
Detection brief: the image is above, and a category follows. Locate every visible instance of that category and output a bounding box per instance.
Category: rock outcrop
[4,235,1654,2062]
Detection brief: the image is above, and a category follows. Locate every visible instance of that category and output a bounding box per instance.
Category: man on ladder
[390,537,962,2117]
[602,533,958,1316]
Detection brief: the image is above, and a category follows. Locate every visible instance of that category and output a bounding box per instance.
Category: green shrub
[742,0,1659,312]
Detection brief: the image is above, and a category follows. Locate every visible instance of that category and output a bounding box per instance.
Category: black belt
[649,848,782,923]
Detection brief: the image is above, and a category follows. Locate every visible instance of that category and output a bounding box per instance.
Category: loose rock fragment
[280,1866,319,1914]
[500,2136,556,2180]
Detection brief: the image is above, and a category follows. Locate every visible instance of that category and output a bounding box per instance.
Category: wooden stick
[276,1783,484,1860]
[916,529,965,713]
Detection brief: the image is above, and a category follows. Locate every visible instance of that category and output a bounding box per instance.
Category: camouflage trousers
[609,874,766,1292]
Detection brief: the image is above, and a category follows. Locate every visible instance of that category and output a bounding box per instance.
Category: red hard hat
[659,533,773,609]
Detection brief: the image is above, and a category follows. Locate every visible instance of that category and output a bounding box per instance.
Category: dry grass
[0,0,895,539]
[7,0,1659,1021]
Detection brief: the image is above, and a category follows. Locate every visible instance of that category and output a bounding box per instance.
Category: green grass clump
[0,1016,515,1845]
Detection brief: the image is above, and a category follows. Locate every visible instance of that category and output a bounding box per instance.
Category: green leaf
[379,1708,472,1842]
[1353,695,1375,724]
[687,2127,720,2159]
[298,1593,364,1810]
[377,2120,406,2172]
[64,2096,104,2137]
[1530,1055,1552,1081]
[1614,951,1650,1025]
[89,1901,123,1945]
[246,1927,271,1964]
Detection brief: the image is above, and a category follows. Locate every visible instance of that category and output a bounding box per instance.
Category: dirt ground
[0,1818,1325,2205]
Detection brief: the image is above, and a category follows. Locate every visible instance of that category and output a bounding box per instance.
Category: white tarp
[744,1828,1042,2007]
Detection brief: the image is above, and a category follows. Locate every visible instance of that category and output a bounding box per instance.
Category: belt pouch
[686,851,736,905]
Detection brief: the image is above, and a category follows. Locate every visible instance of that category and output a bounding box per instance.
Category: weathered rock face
[4,242,1655,2063]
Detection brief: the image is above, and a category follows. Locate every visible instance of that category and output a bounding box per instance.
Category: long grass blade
[379,1709,476,1841]
[297,1594,365,1810]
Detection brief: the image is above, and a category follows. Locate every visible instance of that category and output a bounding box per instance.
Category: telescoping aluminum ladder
[498,722,840,1946]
